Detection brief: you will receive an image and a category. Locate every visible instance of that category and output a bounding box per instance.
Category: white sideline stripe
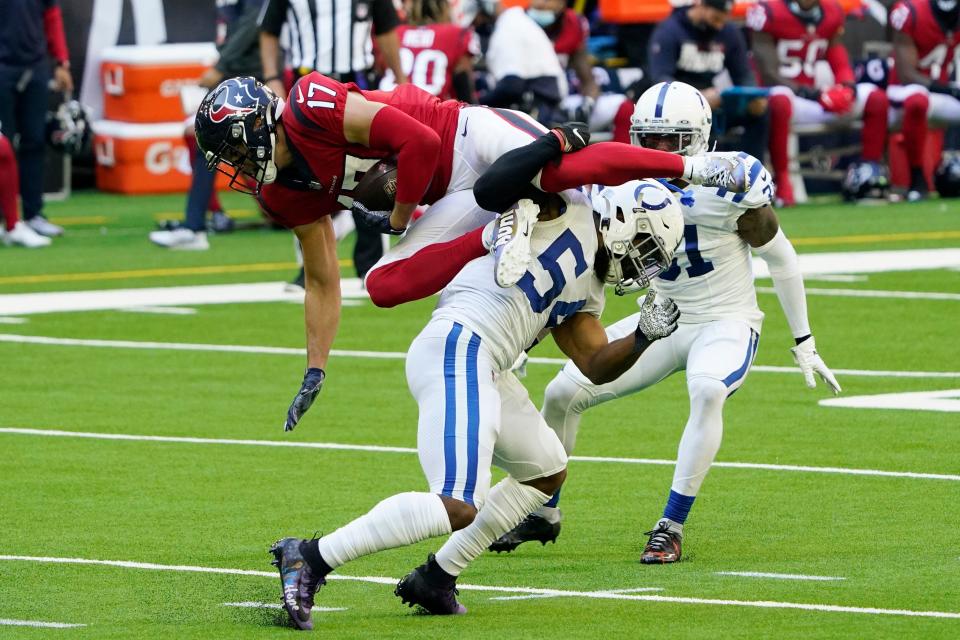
[2,333,959,380]
[491,587,664,601]
[0,618,85,628]
[2,427,959,482]
[121,306,197,315]
[805,275,868,283]
[716,572,846,582]
[221,602,347,612]
[1,555,958,620]
[0,316,27,324]
[757,286,960,301]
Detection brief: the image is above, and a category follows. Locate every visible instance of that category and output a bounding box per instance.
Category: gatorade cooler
[101,43,218,123]
[93,120,226,194]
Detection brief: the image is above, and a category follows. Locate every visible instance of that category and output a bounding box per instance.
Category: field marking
[0,618,86,628]
[0,316,27,324]
[2,333,959,380]
[757,286,960,301]
[716,572,846,582]
[805,275,868,282]
[1,555,958,620]
[121,306,198,315]
[222,601,347,612]
[0,263,301,286]
[821,390,960,413]
[2,427,958,482]
[789,230,960,247]
[48,215,113,226]
[490,587,664,601]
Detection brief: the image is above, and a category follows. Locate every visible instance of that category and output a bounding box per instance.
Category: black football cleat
[395,554,467,615]
[270,537,325,630]
[640,520,683,564]
[488,514,561,553]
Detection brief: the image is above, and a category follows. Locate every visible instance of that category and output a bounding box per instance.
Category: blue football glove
[352,201,405,235]
[284,367,325,432]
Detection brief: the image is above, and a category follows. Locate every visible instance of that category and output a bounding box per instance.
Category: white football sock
[434,477,550,576]
[315,492,451,570]
[535,506,561,524]
[671,377,727,497]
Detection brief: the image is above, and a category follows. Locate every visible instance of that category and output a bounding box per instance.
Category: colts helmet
[594,180,684,295]
[934,152,960,198]
[630,81,712,156]
[841,161,890,201]
[195,76,283,195]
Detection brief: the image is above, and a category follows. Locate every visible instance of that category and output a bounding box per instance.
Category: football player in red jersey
[748,0,890,205]
[379,0,479,102]
[196,74,751,430]
[888,0,960,200]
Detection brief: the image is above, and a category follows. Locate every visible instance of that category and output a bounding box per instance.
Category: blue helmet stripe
[654,82,671,118]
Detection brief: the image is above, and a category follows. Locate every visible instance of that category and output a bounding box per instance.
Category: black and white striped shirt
[259,0,399,76]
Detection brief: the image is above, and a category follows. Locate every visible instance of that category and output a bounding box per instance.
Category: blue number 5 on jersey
[516,228,589,327]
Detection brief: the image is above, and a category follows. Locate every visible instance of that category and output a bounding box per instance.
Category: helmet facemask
[630,130,704,157]
[204,112,278,195]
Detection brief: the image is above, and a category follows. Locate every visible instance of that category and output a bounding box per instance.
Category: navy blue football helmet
[194,76,282,195]
[842,161,890,202]
[935,152,960,198]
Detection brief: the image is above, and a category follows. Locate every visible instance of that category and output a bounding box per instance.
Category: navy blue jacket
[0,0,59,68]
[215,0,268,78]
[648,9,754,89]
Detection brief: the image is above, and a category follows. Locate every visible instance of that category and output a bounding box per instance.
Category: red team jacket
[258,72,463,228]
[549,9,590,60]
[890,0,960,83]
[390,23,477,99]
[747,0,846,87]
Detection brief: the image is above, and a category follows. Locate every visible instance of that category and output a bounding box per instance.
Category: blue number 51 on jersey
[516,228,589,327]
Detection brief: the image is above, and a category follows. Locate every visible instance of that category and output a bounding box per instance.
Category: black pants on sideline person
[0,60,51,222]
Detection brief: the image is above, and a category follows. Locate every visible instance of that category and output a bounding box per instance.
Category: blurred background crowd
[1,0,958,255]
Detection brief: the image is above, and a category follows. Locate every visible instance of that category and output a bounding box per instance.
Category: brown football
[353,158,397,211]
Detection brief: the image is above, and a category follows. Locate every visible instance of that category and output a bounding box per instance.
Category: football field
[1,192,959,638]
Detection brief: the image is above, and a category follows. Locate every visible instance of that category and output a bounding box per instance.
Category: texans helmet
[841,161,890,201]
[934,152,960,198]
[46,100,91,156]
[195,76,283,195]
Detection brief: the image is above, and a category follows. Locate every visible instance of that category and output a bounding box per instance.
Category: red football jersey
[379,24,478,99]
[747,0,846,87]
[550,9,590,62]
[261,72,462,228]
[890,0,960,83]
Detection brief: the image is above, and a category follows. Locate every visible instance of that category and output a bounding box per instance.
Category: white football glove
[635,290,680,344]
[790,337,841,395]
[683,153,752,193]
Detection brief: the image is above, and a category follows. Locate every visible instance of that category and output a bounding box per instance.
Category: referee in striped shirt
[258,0,407,281]
[258,0,407,99]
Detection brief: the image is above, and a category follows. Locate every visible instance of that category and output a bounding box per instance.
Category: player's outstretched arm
[285,216,342,431]
[551,292,679,385]
[343,92,440,231]
[739,206,841,394]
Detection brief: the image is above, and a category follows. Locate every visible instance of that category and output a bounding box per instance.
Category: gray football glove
[284,367,326,431]
[791,337,841,395]
[634,290,680,347]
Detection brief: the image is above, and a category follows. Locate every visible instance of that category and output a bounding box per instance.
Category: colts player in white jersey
[490,81,842,563]
[269,181,685,628]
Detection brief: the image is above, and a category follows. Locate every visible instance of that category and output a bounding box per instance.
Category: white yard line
[0,555,957,620]
[1,427,958,482]
[121,306,197,315]
[0,618,85,628]
[716,572,846,582]
[221,602,347,612]
[490,587,664,601]
[2,333,959,380]
[757,287,960,301]
[0,317,27,324]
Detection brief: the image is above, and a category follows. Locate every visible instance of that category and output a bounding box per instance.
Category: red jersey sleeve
[745,2,775,34]
[889,1,917,37]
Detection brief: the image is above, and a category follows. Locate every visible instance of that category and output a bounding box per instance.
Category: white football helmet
[630,81,712,156]
[595,180,684,295]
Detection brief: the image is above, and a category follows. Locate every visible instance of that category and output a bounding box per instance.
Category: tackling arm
[551,313,643,385]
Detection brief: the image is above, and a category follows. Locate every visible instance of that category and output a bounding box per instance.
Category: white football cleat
[3,221,51,248]
[492,199,539,288]
[148,228,210,250]
[25,215,64,237]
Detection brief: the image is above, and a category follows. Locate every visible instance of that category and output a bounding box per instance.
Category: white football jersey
[433,190,605,371]
[589,153,774,332]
